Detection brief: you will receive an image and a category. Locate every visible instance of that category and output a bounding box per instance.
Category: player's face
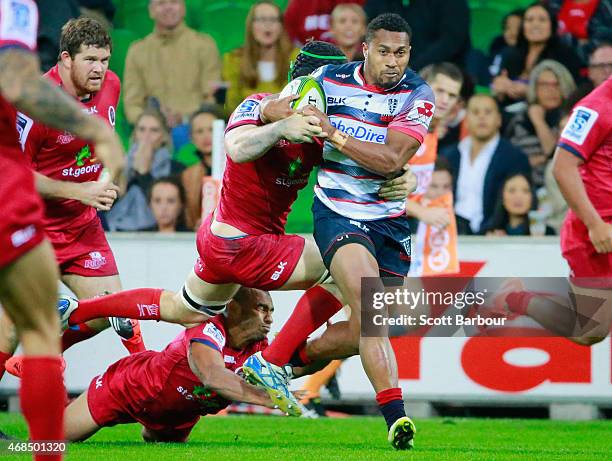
[68,45,110,95]
[331,9,365,49]
[466,96,501,141]
[135,115,165,148]
[150,183,183,231]
[535,70,562,110]
[424,170,452,201]
[522,6,552,44]
[191,112,214,166]
[429,74,462,121]
[588,46,612,87]
[503,175,532,217]
[364,30,411,89]
[149,0,185,30]
[251,3,282,47]
[503,14,521,47]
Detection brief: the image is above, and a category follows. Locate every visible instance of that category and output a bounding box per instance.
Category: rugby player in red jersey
[0,0,124,456]
[497,78,612,344]
[0,18,144,382]
[54,42,415,414]
[62,288,300,442]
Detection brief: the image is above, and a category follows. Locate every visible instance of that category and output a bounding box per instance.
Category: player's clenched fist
[279,113,326,144]
[588,221,612,254]
[300,105,335,138]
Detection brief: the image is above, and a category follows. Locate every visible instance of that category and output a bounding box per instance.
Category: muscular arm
[224,113,323,163]
[35,173,119,210]
[188,342,272,407]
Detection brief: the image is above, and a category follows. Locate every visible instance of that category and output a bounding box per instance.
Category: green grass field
[1,414,611,460]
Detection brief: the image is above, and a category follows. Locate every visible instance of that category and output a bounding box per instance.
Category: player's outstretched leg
[329,244,415,450]
[0,241,65,460]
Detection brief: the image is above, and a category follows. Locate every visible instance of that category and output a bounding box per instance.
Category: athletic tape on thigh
[181,284,228,317]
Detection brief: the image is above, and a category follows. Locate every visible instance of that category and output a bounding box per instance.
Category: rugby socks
[505,291,537,315]
[61,323,97,351]
[376,387,406,430]
[20,356,65,460]
[263,286,343,366]
[68,288,163,325]
[0,350,12,381]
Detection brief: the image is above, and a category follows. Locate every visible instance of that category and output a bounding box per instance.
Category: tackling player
[0,0,124,457]
[249,14,436,450]
[498,78,612,343]
[62,288,298,443]
[0,18,144,382]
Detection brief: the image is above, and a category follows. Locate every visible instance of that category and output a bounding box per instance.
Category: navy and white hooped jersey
[311,62,435,221]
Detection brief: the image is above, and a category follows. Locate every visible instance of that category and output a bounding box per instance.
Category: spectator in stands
[37,0,81,72]
[483,173,555,236]
[504,60,576,187]
[284,0,365,47]
[329,3,366,61]
[489,9,524,77]
[223,1,296,113]
[364,0,471,70]
[123,0,220,128]
[106,108,181,231]
[492,2,583,105]
[548,0,612,63]
[145,177,189,233]
[181,105,224,229]
[441,94,531,235]
[587,41,612,87]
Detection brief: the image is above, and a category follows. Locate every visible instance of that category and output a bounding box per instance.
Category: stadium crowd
[42,0,612,236]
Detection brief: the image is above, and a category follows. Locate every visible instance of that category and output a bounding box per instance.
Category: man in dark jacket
[441,94,531,234]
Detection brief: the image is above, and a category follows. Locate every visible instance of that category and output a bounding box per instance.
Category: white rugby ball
[279,76,327,112]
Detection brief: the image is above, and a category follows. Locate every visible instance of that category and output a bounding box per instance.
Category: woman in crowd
[492,2,582,104]
[223,0,296,113]
[483,173,555,236]
[329,3,366,61]
[145,177,189,233]
[504,60,576,187]
[105,108,181,231]
[488,9,523,77]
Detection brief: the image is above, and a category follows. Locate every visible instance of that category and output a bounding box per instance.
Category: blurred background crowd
[44,0,612,236]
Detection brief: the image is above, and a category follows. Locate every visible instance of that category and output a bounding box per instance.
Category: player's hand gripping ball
[279,76,327,112]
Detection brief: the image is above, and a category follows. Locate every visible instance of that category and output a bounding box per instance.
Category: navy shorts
[312,197,412,277]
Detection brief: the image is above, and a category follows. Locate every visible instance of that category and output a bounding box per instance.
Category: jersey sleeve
[188,320,227,354]
[387,83,436,144]
[558,103,606,161]
[0,0,38,51]
[226,95,265,132]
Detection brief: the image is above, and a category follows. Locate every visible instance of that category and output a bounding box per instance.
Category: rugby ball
[279,76,326,112]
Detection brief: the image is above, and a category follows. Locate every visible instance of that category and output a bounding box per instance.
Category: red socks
[20,356,65,461]
[61,323,97,351]
[506,291,536,315]
[376,387,406,429]
[0,350,12,381]
[263,285,343,366]
[68,288,163,325]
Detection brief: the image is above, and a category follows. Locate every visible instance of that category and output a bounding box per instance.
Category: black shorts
[312,197,412,277]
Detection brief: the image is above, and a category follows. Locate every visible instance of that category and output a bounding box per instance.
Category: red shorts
[194,215,305,290]
[47,217,118,277]
[561,213,612,288]
[0,151,46,269]
[87,351,199,433]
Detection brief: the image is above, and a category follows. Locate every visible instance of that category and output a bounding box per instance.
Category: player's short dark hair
[434,156,452,175]
[59,17,112,59]
[419,62,464,87]
[365,13,412,44]
[290,40,347,80]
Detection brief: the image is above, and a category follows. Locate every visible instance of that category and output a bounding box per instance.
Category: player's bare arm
[0,48,125,182]
[188,342,273,407]
[225,114,326,163]
[553,147,612,253]
[305,105,421,176]
[35,173,119,211]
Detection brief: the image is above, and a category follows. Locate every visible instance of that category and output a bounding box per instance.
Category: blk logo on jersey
[271,261,287,281]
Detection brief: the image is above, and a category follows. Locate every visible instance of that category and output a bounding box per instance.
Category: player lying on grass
[61,288,301,443]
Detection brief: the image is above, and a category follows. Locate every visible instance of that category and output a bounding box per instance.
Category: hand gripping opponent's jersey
[0,0,38,151]
[311,62,435,221]
[17,65,121,231]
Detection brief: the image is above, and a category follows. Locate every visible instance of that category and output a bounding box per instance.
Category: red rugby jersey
[18,65,120,231]
[216,93,323,235]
